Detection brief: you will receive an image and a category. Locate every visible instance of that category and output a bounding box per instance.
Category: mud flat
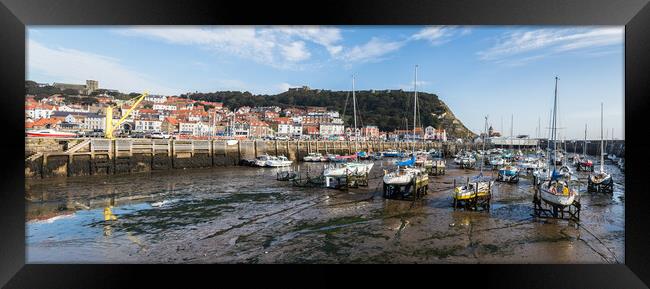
[26,159,624,263]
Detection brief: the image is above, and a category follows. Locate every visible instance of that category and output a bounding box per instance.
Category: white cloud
[27,40,180,95]
[117,26,471,68]
[119,26,344,69]
[477,27,623,64]
[280,41,311,62]
[339,37,405,63]
[276,82,295,93]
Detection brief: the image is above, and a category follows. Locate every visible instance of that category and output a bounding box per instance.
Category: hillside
[184,89,477,139]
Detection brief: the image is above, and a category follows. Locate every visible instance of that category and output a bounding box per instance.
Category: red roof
[164,117,179,125]
[138,109,157,114]
[273,117,292,124]
[25,118,60,128]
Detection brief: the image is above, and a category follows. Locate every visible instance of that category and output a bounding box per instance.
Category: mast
[413,65,418,154]
[481,115,488,174]
[551,76,559,172]
[600,102,604,173]
[584,124,587,157]
[352,75,358,151]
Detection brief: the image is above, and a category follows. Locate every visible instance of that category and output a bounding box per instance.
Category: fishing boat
[323,75,373,178]
[537,77,577,207]
[26,129,78,138]
[497,164,519,183]
[383,65,428,188]
[587,103,613,193]
[303,152,325,162]
[266,155,293,167]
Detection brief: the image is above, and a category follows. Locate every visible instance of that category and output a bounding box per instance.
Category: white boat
[324,162,374,178]
[558,165,573,177]
[324,75,373,178]
[588,103,613,192]
[383,65,425,187]
[538,76,577,206]
[539,179,576,206]
[489,156,505,167]
[266,155,293,167]
[303,152,325,162]
[383,166,425,185]
[254,154,272,167]
[26,129,77,138]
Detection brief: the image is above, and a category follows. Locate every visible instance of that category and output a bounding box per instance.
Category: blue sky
[27,26,624,139]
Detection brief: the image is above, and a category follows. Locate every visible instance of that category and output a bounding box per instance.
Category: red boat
[335,154,357,161]
[26,129,78,138]
[577,159,594,172]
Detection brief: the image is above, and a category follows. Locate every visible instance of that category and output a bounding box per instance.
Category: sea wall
[25,138,476,179]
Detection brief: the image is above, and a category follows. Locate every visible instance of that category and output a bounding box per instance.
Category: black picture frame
[1,0,649,288]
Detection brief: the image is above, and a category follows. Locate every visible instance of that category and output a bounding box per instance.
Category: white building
[153,103,177,111]
[145,95,167,103]
[277,123,293,136]
[84,114,106,131]
[25,105,55,119]
[57,104,89,113]
[291,123,303,137]
[319,123,345,138]
[179,122,197,135]
[424,126,447,141]
[135,118,162,132]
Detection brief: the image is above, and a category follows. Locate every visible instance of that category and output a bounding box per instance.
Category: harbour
[26,154,624,263]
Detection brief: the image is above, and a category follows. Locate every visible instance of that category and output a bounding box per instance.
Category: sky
[26,26,624,140]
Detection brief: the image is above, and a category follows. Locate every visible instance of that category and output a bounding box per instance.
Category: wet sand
[26,158,624,263]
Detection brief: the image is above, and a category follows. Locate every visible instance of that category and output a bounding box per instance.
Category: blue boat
[497,165,519,183]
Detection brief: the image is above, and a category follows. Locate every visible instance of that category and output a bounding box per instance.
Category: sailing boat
[587,103,613,193]
[576,124,594,171]
[383,65,428,186]
[538,76,577,207]
[323,75,374,178]
[453,115,494,198]
[226,114,238,146]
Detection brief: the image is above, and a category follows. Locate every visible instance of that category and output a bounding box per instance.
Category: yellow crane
[104,91,148,139]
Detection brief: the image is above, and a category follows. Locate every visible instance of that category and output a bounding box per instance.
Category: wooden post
[210,139,215,167]
[41,154,47,179]
[170,139,175,169]
[111,139,116,174]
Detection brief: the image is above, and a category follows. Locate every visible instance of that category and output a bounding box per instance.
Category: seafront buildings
[25,80,447,141]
